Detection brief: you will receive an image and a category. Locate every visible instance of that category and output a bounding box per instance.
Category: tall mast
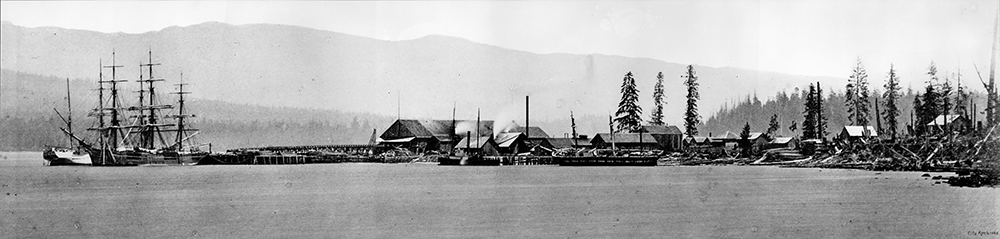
[137,61,145,130]
[143,49,165,148]
[451,102,456,155]
[66,77,72,147]
[102,51,125,149]
[571,111,578,147]
[609,115,616,151]
[97,58,105,164]
[170,72,195,150]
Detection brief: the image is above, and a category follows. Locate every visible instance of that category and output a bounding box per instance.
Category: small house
[925,114,970,133]
[839,126,878,142]
[642,125,684,151]
[735,132,771,155]
[591,133,659,150]
[766,137,799,149]
[711,131,742,143]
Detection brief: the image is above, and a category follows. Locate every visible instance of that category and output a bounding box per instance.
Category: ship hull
[87,148,207,166]
[439,155,500,166]
[555,156,658,166]
[42,147,92,166]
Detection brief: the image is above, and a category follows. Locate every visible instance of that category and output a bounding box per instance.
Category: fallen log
[974,123,999,156]
[923,143,943,166]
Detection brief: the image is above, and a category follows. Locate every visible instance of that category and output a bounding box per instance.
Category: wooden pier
[251,155,313,165]
[483,156,556,165]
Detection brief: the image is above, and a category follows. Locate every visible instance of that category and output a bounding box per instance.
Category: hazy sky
[2,0,998,90]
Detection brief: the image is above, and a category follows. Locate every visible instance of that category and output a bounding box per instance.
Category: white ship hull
[43,147,93,166]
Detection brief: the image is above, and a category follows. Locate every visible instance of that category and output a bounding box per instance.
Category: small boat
[43,78,92,166]
[42,147,92,166]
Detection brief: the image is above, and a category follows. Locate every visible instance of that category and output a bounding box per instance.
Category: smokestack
[477,108,481,147]
[525,95,530,139]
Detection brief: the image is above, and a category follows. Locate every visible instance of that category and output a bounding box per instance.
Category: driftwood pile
[790,124,1000,187]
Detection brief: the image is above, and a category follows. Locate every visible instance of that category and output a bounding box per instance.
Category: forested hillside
[702,86,988,139]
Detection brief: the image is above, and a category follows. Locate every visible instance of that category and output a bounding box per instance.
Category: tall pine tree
[940,75,953,120]
[802,83,818,139]
[683,65,700,136]
[846,58,871,126]
[615,71,643,133]
[767,114,780,135]
[649,72,666,125]
[740,122,752,157]
[919,63,941,128]
[816,82,828,139]
[954,72,969,118]
[913,94,924,135]
[882,64,902,139]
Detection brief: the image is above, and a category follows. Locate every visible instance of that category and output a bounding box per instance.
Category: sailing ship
[72,50,208,166]
[42,78,93,166]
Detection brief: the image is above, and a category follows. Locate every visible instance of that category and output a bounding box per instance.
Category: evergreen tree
[802,83,818,139]
[953,72,971,133]
[940,75,953,119]
[683,65,700,136]
[767,114,780,135]
[913,94,924,135]
[739,122,752,157]
[846,58,871,126]
[649,72,666,125]
[788,120,798,134]
[615,71,643,133]
[882,64,902,139]
[954,73,970,118]
[816,83,828,139]
[919,63,941,128]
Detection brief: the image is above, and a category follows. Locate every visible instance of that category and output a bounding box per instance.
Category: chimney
[525,95,530,139]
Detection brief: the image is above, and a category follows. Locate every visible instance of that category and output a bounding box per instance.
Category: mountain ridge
[1,21,847,131]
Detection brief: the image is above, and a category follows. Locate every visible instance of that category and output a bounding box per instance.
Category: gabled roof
[547,138,592,148]
[642,125,683,135]
[686,136,712,143]
[507,126,550,138]
[383,119,499,140]
[927,114,965,126]
[770,137,797,144]
[594,133,658,144]
[380,137,415,143]
[717,131,740,139]
[841,126,878,137]
[494,132,525,148]
[748,132,765,140]
[455,136,496,149]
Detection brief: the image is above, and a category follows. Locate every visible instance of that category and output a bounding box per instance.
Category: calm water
[2,151,997,238]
